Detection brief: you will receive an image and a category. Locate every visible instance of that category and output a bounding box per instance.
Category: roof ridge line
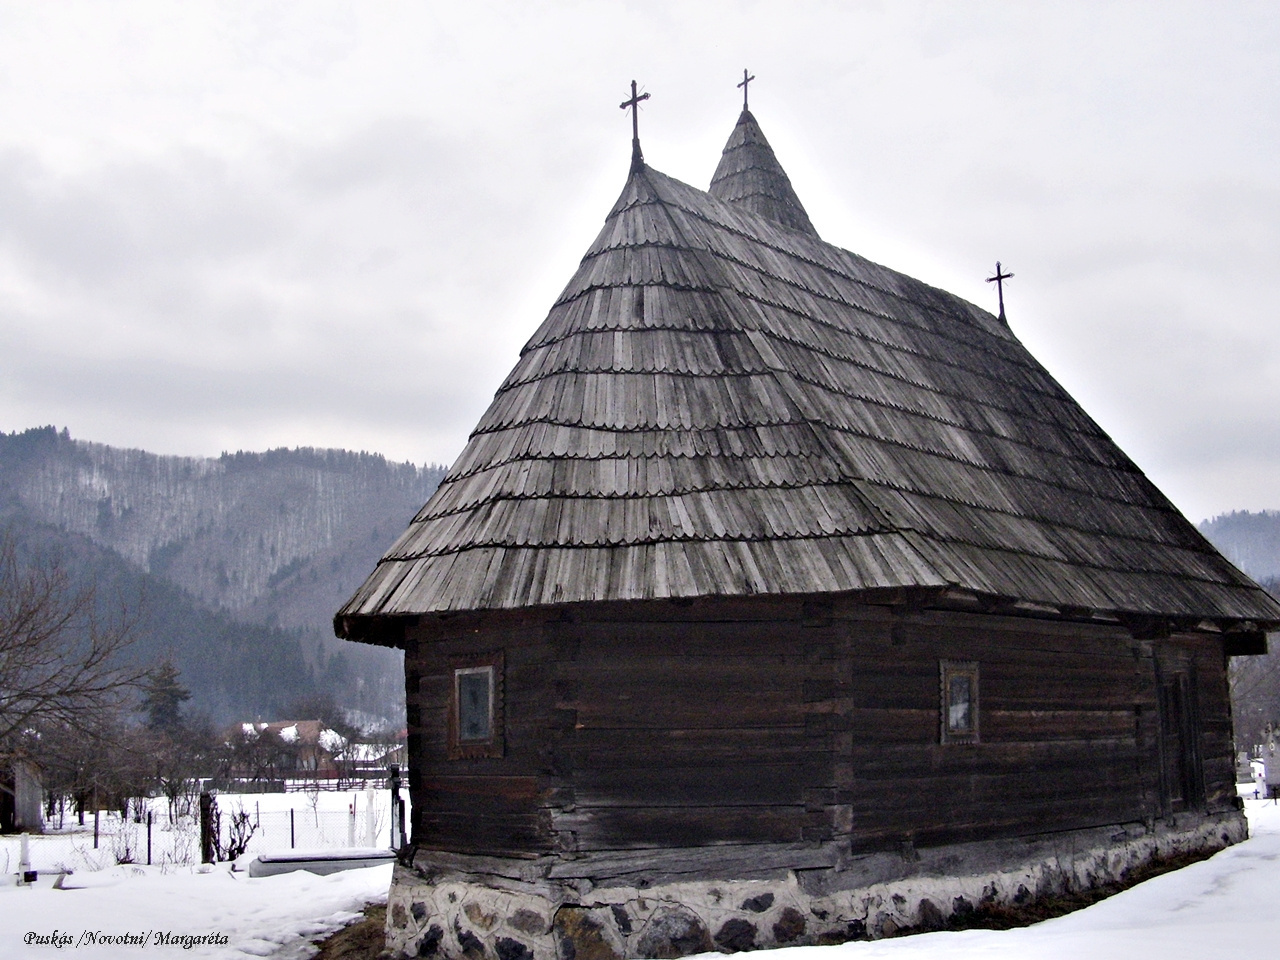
[567,190,1001,332]
[644,168,1012,339]
[560,243,1016,366]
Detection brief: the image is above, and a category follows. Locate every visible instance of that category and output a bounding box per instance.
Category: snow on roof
[339,743,399,763]
[319,729,346,753]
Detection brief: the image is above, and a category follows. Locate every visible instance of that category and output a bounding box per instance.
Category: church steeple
[710,105,818,237]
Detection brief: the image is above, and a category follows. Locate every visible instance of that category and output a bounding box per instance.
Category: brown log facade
[397,593,1239,867]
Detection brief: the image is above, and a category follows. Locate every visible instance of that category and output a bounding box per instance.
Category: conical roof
[337,113,1280,632]
[709,109,817,236]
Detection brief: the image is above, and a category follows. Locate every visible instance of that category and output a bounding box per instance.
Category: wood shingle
[337,110,1280,632]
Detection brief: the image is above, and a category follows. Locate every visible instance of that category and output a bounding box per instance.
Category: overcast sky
[0,2,1277,523]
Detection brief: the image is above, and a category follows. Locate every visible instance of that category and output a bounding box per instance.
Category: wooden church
[336,80,1280,959]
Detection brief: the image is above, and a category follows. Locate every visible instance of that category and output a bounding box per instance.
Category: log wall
[404,612,558,857]
[402,596,1240,862]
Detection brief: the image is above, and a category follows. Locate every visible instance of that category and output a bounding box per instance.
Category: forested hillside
[8,429,1276,738]
[0,426,447,725]
[1199,511,1280,583]
[1198,511,1280,752]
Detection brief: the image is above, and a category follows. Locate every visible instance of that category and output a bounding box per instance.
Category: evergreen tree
[141,658,191,731]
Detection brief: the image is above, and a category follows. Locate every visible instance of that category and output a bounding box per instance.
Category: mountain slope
[0,426,446,724]
[0,508,327,722]
[1199,511,1280,583]
[0,428,445,619]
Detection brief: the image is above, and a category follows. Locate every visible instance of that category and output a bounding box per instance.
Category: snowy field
[0,788,403,876]
[3,798,1280,958]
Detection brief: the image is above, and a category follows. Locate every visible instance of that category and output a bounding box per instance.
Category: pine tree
[141,659,191,731]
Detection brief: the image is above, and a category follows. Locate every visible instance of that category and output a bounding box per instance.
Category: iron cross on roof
[738,69,755,110]
[620,80,651,170]
[620,80,650,142]
[987,261,1013,321]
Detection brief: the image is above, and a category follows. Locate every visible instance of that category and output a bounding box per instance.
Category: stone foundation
[386,811,1246,958]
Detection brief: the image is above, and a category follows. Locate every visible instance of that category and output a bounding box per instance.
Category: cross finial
[619,80,651,169]
[738,69,755,111]
[986,261,1014,322]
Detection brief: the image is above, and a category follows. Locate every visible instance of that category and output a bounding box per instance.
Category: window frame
[940,660,979,744]
[447,651,504,760]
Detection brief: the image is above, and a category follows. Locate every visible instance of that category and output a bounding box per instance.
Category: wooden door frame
[1154,652,1205,816]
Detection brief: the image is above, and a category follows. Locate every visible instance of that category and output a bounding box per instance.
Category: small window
[456,667,493,742]
[448,652,504,759]
[940,660,979,744]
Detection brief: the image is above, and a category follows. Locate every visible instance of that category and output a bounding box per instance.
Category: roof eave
[334,612,414,649]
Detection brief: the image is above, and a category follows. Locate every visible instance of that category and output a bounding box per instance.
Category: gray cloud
[0,2,1277,523]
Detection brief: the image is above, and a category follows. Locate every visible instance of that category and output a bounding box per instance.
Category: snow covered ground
[0,787,403,876]
[3,798,1279,958]
[1,861,391,958]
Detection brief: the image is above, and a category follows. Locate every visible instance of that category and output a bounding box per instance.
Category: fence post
[147,812,152,866]
[199,791,216,864]
[18,834,31,884]
[348,797,356,847]
[290,808,295,849]
[389,764,405,850]
[93,807,99,850]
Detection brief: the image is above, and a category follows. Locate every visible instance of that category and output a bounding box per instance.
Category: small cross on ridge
[619,80,651,170]
[986,261,1013,321]
[738,69,755,111]
[620,80,650,143]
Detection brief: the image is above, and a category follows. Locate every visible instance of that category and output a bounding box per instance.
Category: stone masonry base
[386,811,1246,959]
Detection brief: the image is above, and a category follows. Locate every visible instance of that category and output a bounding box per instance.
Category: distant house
[337,93,1280,959]
[0,756,43,833]
[225,719,346,781]
[341,736,407,778]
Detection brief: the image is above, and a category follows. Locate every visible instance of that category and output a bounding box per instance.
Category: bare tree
[0,531,147,749]
[1229,577,1280,753]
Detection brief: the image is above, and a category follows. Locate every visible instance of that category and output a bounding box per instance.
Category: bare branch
[0,530,147,751]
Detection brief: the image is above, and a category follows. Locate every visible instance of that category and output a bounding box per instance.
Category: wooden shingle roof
[337,112,1280,632]
[709,109,817,236]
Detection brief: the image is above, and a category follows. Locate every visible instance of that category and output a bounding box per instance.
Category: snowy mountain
[0,426,446,723]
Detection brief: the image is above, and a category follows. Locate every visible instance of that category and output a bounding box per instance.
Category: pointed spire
[710,93,817,236]
[619,80,650,173]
